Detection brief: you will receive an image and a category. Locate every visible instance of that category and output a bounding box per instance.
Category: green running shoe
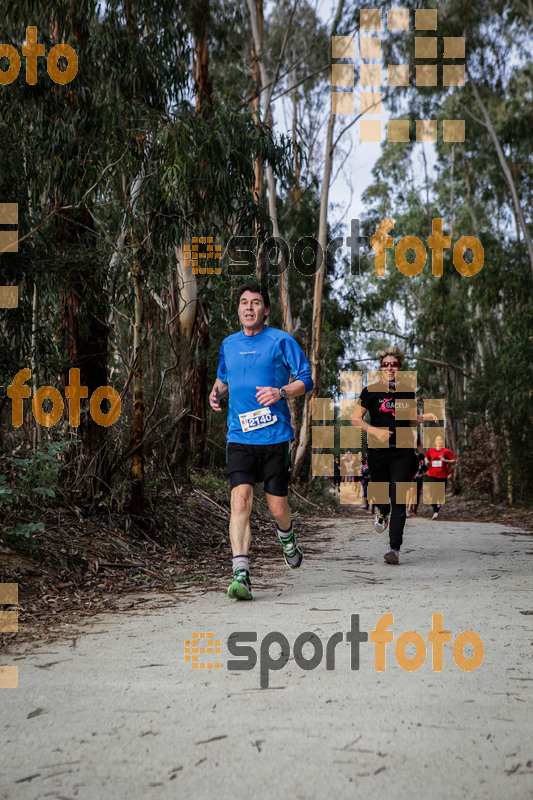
[228,568,253,600]
[278,531,303,569]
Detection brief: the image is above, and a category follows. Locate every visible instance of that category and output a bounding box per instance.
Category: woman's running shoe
[228,568,253,600]
[374,512,389,533]
[383,548,399,564]
[432,512,439,520]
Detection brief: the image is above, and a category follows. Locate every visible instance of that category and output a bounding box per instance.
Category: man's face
[435,436,444,449]
[238,291,269,333]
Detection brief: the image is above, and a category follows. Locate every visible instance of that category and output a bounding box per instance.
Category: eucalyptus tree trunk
[51,6,109,497]
[284,51,300,342]
[486,416,500,500]
[59,206,109,498]
[168,1,213,475]
[31,281,42,449]
[292,45,300,212]
[130,240,145,513]
[503,422,514,506]
[292,0,345,481]
[248,0,292,329]
[449,144,455,240]
[193,0,213,117]
[251,0,264,272]
[447,370,461,494]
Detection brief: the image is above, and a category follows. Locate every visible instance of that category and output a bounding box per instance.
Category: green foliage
[8,522,46,543]
[0,440,73,548]
[8,440,72,494]
[190,469,229,496]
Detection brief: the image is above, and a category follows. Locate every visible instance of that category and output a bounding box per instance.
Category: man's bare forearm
[213,378,229,399]
[281,379,306,398]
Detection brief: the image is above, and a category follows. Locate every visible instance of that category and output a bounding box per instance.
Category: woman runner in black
[351,347,439,564]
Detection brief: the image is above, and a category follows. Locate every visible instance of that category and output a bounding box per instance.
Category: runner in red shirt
[425,435,455,519]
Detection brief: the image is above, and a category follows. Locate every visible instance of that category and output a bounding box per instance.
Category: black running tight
[367,448,417,551]
[426,476,447,513]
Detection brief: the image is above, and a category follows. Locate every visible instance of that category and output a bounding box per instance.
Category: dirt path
[1,515,532,800]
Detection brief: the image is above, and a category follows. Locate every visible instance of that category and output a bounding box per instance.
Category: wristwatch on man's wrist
[279,387,287,399]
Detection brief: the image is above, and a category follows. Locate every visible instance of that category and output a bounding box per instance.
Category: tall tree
[292,0,346,480]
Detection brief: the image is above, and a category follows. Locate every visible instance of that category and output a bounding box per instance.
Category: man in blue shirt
[209,282,313,600]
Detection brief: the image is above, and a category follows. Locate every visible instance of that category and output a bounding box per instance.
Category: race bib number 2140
[239,407,278,433]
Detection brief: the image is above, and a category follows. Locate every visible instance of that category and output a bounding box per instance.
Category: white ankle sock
[276,522,293,541]
[232,555,249,574]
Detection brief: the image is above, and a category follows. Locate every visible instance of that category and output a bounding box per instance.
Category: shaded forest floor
[1,473,531,650]
[433,492,533,529]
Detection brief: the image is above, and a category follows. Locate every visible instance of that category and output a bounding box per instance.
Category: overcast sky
[311,0,437,242]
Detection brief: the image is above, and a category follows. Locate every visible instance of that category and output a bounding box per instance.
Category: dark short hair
[237,282,270,308]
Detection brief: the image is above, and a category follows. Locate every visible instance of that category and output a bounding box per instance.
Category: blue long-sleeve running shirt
[217,326,314,444]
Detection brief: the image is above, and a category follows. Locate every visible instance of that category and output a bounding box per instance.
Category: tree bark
[449,144,455,240]
[292,0,345,481]
[193,0,213,118]
[31,281,42,449]
[58,206,109,498]
[49,6,109,497]
[503,421,514,506]
[130,239,145,513]
[168,2,214,474]
[486,416,499,501]
[248,0,292,330]
[251,0,264,271]
[292,46,301,212]
[421,144,431,232]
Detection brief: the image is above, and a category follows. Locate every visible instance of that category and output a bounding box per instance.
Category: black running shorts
[227,441,291,496]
